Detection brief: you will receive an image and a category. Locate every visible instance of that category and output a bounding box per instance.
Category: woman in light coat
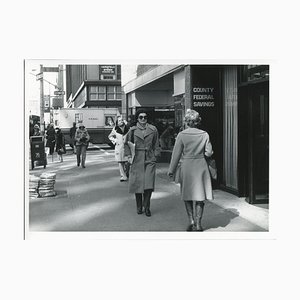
[168,109,213,231]
[124,109,161,217]
[108,115,130,181]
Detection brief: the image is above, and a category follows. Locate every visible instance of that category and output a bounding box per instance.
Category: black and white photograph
[25,62,270,234]
[2,1,300,300]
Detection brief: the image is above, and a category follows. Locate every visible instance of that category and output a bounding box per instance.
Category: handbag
[174,161,182,184]
[58,147,66,155]
[206,157,217,180]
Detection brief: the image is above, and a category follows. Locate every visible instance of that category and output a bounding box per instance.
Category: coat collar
[134,123,155,140]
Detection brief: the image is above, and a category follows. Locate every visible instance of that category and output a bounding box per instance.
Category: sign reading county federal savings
[193,87,215,107]
[100,65,116,74]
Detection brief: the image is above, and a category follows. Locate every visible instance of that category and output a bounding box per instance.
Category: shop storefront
[123,64,269,204]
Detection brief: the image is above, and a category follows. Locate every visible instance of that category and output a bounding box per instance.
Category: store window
[89,86,106,100]
[239,65,269,83]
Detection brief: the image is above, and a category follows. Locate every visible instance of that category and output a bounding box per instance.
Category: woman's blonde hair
[184,109,201,127]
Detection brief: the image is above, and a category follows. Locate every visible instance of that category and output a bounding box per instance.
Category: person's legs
[119,162,128,181]
[143,189,152,217]
[184,201,195,231]
[73,139,76,154]
[76,145,81,166]
[59,154,63,162]
[195,201,205,231]
[135,193,143,214]
[81,145,87,167]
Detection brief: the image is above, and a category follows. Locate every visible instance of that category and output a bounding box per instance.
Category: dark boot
[184,201,195,231]
[135,193,143,214]
[77,155,81,167]
[195,201,205,231]
[143,189,152,217]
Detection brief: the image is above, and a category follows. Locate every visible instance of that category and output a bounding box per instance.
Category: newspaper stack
[29,175,40,199]
[38,173,57,198]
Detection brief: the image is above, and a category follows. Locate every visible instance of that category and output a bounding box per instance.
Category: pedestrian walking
[167,109,214,231]
[124,109,161,217]
[46,124,56,162]
[108,115,130,182]
[55,127,66,162]
[75,123,90,168]
[69,122,77,154]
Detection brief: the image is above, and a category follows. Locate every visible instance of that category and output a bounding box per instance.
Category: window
[89,86,106,100]
[89,85,121,101]
[107,86,122,100]
[75,113,83,123]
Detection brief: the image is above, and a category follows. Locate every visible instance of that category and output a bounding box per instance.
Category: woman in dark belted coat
[168,109,214,231]
[124,109,161,217]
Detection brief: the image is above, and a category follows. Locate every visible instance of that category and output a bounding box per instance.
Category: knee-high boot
[184,201,195,231]
[135,193,143,214]
[195,201,205,231]
[143,189,152,217]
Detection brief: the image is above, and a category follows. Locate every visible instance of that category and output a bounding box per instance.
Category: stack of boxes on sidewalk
[29,173,57,199]
[29,175,40,199]
[38,173,57,197]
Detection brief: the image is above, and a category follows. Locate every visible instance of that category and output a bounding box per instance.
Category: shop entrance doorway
[248,81,269,203]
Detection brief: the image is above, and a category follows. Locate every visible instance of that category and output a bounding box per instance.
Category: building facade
[66,65,122,110]
[123,64,269,204]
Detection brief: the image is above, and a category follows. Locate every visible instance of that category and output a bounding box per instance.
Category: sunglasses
[138,115,147,120]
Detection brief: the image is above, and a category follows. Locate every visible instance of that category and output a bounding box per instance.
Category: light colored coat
[108,126,129,162]
[168,128,213,201]
[124,123,160,193]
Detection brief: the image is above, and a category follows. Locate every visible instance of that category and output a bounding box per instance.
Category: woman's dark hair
[135,109,148,121]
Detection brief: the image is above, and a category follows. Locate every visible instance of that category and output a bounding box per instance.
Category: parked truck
[52,108,120,147]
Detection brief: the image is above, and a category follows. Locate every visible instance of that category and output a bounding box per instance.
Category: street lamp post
[39,64,45,134]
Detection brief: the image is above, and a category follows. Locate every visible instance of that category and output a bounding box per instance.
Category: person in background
[159,124,174,150]
[46,124,56,162]
[167,109,214,231]
[75,123,90,168]
[32,124,41,136]
[69,122,77,154]
[109,115,130,182]
[55,127,65,162]
[124,109,161,217]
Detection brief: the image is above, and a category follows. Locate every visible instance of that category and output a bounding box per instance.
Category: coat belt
[182,154,204,159]
[136,147,148,151]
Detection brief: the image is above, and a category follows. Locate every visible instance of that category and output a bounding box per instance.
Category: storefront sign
[193,87,216,108]
[100,65,116,74]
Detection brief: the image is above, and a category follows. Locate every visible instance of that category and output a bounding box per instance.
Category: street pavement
[28,147,268,232]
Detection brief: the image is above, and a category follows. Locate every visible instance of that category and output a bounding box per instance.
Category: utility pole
[39,64,45,134]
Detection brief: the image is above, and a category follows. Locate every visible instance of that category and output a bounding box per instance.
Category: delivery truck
[52,108,120,147]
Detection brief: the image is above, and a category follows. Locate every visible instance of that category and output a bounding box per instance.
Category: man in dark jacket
[69,122,77,154]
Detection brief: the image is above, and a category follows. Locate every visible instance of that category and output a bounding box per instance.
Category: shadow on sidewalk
[203,204,240,230]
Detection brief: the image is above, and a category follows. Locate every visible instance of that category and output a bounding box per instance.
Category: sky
[25,61,137,118]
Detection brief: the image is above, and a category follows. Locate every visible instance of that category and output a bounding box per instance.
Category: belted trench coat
[124,123,161,193]
[168,128,214,201]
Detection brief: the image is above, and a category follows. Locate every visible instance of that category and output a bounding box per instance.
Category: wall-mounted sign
[100,65,116,75]
[192,87,216,108]
[54,90,65,96]
[191,67,221,162]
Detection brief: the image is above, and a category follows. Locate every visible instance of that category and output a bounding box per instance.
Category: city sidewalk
[28,149,269,232]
